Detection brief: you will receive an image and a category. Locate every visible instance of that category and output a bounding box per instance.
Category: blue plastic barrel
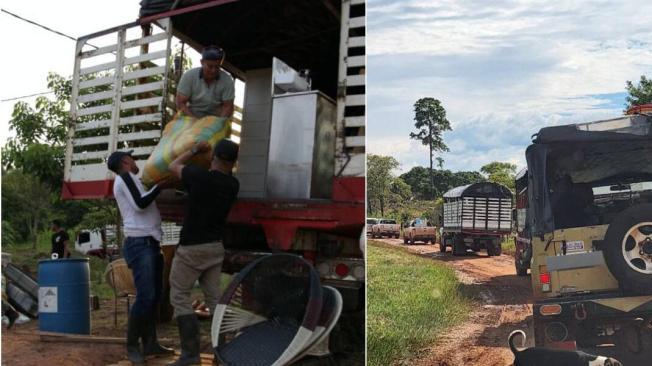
[38,258,91,334]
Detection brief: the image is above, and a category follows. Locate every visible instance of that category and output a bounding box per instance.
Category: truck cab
[61,0,366,310]
[366,217,378,236]
[75,226,119,259]
[371,219,400,239]
[526,107,652,350]
[403,218,437,245]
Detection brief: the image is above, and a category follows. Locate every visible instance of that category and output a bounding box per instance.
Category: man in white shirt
[108,150,173,364]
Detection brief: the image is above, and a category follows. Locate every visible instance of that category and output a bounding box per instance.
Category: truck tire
[487,240,502,257]
[602,204,652,294]
[515,259,528,276]
[395,234,400,239]
[453,235,466,256]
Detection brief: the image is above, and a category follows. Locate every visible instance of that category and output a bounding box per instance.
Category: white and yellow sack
[141,113,231,188]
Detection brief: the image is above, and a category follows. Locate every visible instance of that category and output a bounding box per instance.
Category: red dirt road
[374,238,534,366]
[375,237,652,366]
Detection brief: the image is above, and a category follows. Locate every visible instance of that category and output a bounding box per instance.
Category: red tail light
[335,263,350,277]
[540,272,551,284]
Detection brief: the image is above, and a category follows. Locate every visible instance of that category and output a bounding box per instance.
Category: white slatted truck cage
[335,0,366,178]
[441,182,513,256]
[62,19,173,198]
[62,0,365,312]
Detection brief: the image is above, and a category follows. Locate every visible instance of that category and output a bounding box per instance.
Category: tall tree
[625,75,652,108]
[480,161,517,191]
[367,154,400,216]
[409,98,452,196]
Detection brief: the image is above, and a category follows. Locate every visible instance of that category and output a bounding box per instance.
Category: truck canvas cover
[526,114,652,237]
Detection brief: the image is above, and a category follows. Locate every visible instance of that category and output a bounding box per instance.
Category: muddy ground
[374,237,651,366]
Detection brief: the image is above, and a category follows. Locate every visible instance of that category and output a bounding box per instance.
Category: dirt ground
[2,294,361,366]
[374,237,652,366]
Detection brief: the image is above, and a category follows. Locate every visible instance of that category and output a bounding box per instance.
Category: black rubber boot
[167,314,201,366]
[3,300,20,329]
[143,314,175,357]
[127,315,145,365]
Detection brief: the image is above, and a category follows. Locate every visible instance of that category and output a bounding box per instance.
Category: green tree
[480,161,517,191]
[386,177,413,216]
[409,98,452,196]
[1,170,52,248]
[2,73,71,188]
[400,166,485,199]
[625,75,652,108]
[367,154,400,216]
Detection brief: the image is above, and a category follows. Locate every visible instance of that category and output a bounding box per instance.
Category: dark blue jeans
[122,236,163,317]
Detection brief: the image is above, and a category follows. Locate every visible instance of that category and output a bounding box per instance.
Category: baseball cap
[107,150,133,173]
[213,139,239,162]
[202,46,225,61]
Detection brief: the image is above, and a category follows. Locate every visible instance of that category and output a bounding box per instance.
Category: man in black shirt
[167,139,240,366]
[50,220,70,259]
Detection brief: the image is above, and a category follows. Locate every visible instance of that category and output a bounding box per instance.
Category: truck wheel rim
[621,222,652,275]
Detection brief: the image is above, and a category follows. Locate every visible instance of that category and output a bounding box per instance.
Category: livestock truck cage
[441,182,513,256]
[61,0,366,310]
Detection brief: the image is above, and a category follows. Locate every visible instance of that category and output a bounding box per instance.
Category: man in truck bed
[167,139,240,366]
[175,46,235,118]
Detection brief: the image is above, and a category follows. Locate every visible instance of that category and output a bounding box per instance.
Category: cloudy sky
[367,0,652,173]
[0,1,140,145]
[0,1,242,146]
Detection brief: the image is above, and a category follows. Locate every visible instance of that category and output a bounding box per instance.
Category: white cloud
[367,0,652,174]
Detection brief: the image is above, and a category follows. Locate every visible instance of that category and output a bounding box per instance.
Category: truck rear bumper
[533,293,652,347]
[157,177,364,250]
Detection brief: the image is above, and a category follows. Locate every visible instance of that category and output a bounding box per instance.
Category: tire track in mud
[375,238,533,366]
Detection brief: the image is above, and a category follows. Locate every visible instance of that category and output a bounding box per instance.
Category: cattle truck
[61,0,366,334]
[440,182,513,256]
[527,106,652,351]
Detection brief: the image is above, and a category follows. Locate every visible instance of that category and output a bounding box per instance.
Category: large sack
[141,113,231,187]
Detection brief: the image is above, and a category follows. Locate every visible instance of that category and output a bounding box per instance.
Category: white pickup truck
[366,218,379,236]
[371,219,400,238]
[403,219,437,245]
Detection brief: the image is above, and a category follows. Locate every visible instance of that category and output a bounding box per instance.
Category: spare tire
[602,204,652,294]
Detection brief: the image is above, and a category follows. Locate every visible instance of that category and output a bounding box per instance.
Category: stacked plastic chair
[211,254,342,366]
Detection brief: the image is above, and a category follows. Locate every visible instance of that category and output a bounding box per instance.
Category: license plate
[565,240,584,252]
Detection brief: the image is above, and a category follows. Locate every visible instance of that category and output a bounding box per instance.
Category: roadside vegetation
[2,231,113,299]
[367,240,471,365]
[3,231,115,299]
[501,235,516,255]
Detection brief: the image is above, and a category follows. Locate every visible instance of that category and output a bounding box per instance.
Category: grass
[5,231,119,300]
[501,235,516,255]
[3,231,235,302]
[367,240,471,366]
